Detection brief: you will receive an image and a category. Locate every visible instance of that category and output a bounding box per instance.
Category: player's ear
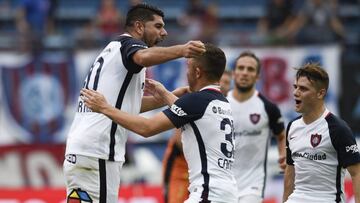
[134,21,144,35]
[317,88,326,100]
[195,67,201,79]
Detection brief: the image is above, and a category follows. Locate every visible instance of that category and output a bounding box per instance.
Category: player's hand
[80,88,109,113]
[172,86,191,97]
[145,78,169,103]
[182,41,206,58]
[278,155,286,171]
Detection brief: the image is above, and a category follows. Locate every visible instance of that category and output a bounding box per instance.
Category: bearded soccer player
[63,3,205,202]
[81,44,238,203]
[227,51,286,203]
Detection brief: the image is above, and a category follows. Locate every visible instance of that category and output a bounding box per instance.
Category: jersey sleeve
[286,121,295,165]
[163,92,208,128]
[327,115,360,168]
[259,94,285,135]
[119,37,148,73]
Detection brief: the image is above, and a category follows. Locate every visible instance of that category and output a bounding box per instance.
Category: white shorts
[238,194,262,203]
[184,189,237,203]
[63,154,123,203]
[285,193,338,203]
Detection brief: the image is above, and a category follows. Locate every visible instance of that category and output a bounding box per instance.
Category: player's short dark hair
[234,51,261,74]
[295,63,329,92]
[125,3,164,27]
[195,43,226,81]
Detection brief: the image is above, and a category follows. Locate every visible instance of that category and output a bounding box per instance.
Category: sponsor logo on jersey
[346,144,359,154]
[234,130,261,136]
[293,151,327,161]
[250,113,260,124]
[131,44,148,49]
[310,133,322,148]
[170,104,187,116]
[212,106,231,116]
[1,54,77,143]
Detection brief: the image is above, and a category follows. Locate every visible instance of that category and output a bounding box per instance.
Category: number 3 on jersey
[83,57,104,90]
[220,118,234,158]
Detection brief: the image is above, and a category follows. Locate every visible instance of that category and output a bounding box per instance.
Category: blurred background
[0,0,359,202]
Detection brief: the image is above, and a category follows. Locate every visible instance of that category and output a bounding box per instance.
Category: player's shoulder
[287,115,302,130]
[115,34,148,48]
[176,89,227,113]
[257,92,279,108]
[193,89,228,104]
[324,112,352,134]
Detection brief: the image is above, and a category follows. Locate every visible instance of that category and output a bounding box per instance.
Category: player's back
[66,35,146,162]
[178,88,238,202]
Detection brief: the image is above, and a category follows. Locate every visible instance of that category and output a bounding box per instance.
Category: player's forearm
[162,91,178,106]
[140,96,165,113]
[283,166,295,202]
[101,105,155,137]
[354,178,360,203]
[134,45,183,67]
[351,170,360,203]
[277,132,286,158]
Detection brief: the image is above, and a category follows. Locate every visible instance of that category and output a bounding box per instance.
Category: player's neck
[302,103,326,124]
[194,80,219,92]
[124,30,141,40]
[232,87,256,102]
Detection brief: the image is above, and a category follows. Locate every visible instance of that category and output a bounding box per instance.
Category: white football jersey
[286,109,360,203]
[66,34,147,162]
[227,90,284,198]
[163,86,238,203]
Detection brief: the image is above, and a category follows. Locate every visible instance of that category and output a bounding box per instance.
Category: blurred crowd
[0,0,358,53]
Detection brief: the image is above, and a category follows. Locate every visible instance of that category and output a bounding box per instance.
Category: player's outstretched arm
[347,163,360,203]
[145,79,179,105]
[81,88,175,137]
[283,165,295,202]
[141,83,189,113]
[133,41,206,67]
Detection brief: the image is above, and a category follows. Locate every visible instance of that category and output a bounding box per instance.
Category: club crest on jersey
[1,54,77,143]
[250,113,260,124]
[310,133,322,148]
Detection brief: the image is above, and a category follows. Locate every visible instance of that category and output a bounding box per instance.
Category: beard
[143,33,163,47]
[235,83,253,93]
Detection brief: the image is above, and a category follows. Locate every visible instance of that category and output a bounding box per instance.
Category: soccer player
[283,63,360,203]
[226,51,286,203]
[63,3,206,202]
[162,70,232,203]
[81,44,238,203]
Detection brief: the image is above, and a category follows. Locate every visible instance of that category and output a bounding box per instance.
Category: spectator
[75,20,102,49]
[200,3,219,44]
[286,0,345,44]
[257,0,294,45]
[95,0,123,40]
[178,0,206,41]
[15,0,53,54]
[16,0,52,36]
